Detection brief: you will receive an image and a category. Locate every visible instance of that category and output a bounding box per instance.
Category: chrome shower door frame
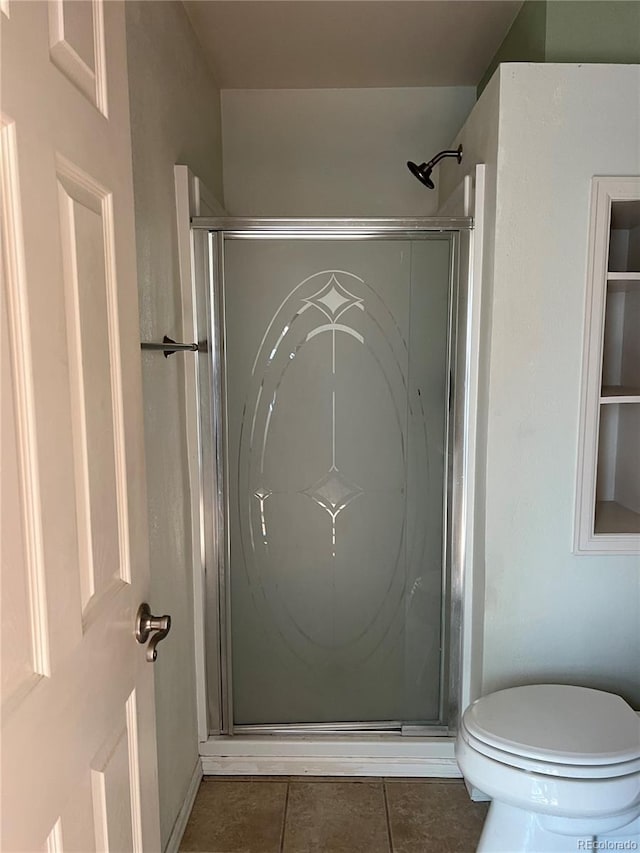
[191,217,473,738]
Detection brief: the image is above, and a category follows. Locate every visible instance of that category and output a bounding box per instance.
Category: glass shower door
[221,236,454,729]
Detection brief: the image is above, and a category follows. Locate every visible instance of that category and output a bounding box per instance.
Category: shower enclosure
[191,217,472,737]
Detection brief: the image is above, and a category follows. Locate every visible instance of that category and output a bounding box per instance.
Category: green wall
[546,1,640,63]
[479,0,640,95]
[478,1,547,94]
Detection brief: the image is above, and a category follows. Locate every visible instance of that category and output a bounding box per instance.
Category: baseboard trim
[164,759,203,853]
[199,736,461,778]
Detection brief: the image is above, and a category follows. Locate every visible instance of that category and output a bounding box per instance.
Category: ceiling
[183,0,523,89]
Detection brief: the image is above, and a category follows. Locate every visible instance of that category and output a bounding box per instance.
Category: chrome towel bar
[141,335,199,357]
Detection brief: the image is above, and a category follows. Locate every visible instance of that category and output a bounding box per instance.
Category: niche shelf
[575,177,640,554]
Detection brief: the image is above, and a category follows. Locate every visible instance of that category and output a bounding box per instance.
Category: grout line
[382,781,394,853]
[279,779,290,853]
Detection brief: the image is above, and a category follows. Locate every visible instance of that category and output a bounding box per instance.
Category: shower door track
[233,722,450,737]
[191,216,472,240]
[191,216,474,742]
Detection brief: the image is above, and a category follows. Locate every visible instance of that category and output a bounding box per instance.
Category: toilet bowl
[455,685,640,852]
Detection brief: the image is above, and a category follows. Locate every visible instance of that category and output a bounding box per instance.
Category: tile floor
[179,777,488,853]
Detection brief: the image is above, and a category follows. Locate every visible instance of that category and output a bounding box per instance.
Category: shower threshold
[199,731,459,777]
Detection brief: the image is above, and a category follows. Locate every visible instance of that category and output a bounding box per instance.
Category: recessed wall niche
[575,178,640,554]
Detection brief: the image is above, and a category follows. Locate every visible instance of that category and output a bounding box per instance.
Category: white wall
[125,3,223,848]
[443,64,640,708]
[221,87,476,216]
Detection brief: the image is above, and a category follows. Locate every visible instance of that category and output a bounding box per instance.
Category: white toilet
[456,684,640,852]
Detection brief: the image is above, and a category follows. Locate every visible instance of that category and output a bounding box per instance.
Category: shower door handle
[135,602,172,662]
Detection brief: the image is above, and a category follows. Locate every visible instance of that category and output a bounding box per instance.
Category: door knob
[135,602,171,662]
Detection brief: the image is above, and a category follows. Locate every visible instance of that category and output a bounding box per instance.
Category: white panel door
[1,2,161,851]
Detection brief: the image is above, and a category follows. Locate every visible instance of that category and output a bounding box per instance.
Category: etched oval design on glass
[237,269,421,669]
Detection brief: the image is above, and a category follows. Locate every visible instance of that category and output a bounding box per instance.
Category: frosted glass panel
[223,239,452,726]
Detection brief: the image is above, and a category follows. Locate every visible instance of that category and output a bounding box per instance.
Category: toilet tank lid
[463,685,640,765]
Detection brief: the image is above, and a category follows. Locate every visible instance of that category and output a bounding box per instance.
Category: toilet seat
[460,719,640,779]
[461,684,640,778]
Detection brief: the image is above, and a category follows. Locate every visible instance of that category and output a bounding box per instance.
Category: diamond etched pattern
[304,274,362,319]
[302,467,363,518]
[317,285,350,315]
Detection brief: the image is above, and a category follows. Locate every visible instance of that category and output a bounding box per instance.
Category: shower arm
[424,146,463,170]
